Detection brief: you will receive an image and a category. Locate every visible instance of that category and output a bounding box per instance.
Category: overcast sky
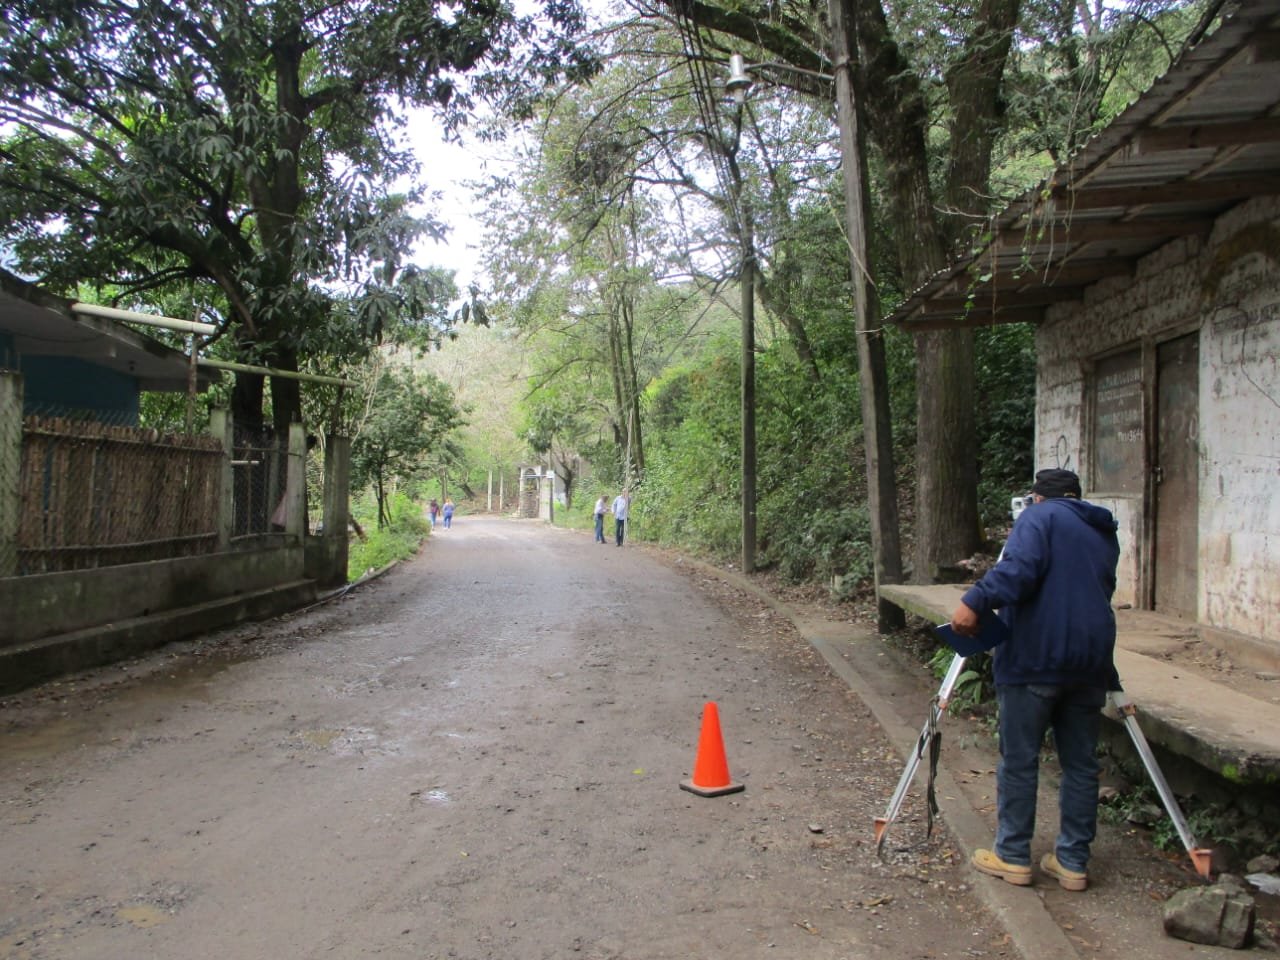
[405,114,496,295]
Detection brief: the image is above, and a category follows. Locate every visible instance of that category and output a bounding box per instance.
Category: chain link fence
[4,384,324,577]
[11,403,223,575]
[230,420,284,539]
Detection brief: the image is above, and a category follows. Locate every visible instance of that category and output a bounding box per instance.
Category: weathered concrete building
[1035,196,1279,640]
[889,0,1280,654]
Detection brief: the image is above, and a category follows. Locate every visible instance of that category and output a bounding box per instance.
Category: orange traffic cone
[680,701,745,797]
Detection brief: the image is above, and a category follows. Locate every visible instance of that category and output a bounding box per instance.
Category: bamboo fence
[17,416,224,573]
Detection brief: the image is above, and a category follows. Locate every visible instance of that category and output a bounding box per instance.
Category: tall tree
[0,0,589,431]
[481,13,846,511]
[522,390,592,508]
[646,0,1205,579]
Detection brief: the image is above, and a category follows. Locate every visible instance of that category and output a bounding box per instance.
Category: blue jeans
[615,518,625,546]
[594,513,605,542]
[995,683,1106,873]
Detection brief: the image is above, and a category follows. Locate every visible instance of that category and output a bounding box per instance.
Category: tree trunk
[943,0,1020,233]
[619,293,645,477]
[232,370,266,431]
[855,0,1007,582]
[270,346,304,435]
[603,221,645,483]
[911,0,1017,581]
[913,329,980,581]
[757,270,821,383]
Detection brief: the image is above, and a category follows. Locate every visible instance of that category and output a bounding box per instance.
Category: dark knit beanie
[1032,468,1081,499]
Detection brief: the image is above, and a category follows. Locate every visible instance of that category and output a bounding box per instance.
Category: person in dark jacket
[950,468,1120,892]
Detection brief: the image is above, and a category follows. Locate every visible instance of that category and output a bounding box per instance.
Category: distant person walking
[593,495,608,544]
[611,491,630,547]
[428,499,440,529]
[442,497,455,529]
[949,468,1120,892]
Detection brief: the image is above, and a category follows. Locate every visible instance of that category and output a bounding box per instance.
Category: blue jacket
[961,497,1120,687]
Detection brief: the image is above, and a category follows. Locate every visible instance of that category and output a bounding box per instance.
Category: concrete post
[0,371,23,577]
[323,434,350,538]
[285,423,306,539]
[209,408,233,549]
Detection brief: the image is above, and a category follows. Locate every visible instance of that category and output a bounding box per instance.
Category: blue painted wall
[17,355,140,423]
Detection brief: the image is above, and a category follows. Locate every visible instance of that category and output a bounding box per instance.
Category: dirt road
[2,516,1008,959]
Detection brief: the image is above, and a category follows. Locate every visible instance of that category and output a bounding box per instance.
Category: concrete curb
[0,578,318,696]
[0,546,412,698]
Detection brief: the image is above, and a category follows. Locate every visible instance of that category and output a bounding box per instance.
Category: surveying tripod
[874,648,1213,879]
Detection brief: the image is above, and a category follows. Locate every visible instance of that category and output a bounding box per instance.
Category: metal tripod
[875,656,1213,879]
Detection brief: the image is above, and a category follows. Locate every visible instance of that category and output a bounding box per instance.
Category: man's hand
[950,601,980,637]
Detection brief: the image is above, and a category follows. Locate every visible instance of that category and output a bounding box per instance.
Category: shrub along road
[0,516,1248,959]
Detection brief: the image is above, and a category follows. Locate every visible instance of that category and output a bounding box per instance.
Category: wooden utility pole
[739,193,757,575]
[725,55,757,575]
[827,0,904,630]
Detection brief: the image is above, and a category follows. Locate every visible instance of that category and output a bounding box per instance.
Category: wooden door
[1153,333,1199,618]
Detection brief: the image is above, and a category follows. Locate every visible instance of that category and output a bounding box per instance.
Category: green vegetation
[927,646,994,715]
[351,367,460,529]
[1099,783,1280,862]
[1,0,1215,592]
[347,491,430,581]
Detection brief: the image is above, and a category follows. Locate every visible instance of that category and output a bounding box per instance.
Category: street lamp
[727,54,752,105]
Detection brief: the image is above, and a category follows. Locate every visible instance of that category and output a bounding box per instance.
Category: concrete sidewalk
[878,583,1280,788]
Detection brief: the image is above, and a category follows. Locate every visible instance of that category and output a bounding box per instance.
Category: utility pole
[727,54,757,575]
[740,222,757,575]
[827,0,904,630]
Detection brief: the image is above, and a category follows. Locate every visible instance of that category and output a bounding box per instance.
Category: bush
[347,490,429,580]
[774,502,873,586]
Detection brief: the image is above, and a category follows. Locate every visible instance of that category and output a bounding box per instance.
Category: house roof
[0,269,212,392]
[887,0,1280,332]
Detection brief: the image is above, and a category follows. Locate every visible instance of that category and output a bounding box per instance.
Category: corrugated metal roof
[0,270,213,393]
[887,0,1280,331]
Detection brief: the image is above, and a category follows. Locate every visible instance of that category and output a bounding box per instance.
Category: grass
[347,491,430,581]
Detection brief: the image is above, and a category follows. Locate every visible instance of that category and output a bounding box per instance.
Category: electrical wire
[669,2,744,227]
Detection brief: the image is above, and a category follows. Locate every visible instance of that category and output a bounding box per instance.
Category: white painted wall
[1034,197,1280,643]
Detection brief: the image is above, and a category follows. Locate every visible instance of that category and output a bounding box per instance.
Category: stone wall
[1035,196,1280,641]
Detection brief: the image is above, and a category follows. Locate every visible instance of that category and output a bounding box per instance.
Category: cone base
[680,778,745,798]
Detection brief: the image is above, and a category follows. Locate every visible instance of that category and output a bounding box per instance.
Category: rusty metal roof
[887,0,1280,332]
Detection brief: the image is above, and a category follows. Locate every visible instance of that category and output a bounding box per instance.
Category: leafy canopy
[0,0,592,412]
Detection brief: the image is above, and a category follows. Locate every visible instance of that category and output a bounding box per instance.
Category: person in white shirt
[593,495,608,543]
[611,491,630,547]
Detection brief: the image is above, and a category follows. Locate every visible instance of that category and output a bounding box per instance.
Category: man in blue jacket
[950,468,1120,892]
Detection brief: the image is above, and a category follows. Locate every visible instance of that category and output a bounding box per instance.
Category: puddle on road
[284,726,401,760]
[117,904,168,928]
[0,656,238,762]
[410,787,451,806]
[300,728,343,750]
